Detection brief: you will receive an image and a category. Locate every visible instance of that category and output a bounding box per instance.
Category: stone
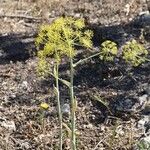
[1,120,16,131]
[62,103,70,115]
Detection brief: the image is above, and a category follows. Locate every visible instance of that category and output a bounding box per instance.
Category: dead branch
[0,14,42,21]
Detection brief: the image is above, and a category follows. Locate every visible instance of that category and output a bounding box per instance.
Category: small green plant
[35,16,149,150]
[122,39,149,66]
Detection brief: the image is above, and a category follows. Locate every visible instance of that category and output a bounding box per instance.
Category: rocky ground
[0,0,150,150]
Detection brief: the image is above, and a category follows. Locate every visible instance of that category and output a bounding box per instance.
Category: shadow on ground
[0,32,37,64]
[0,14,149,64]
[0,15,149,105]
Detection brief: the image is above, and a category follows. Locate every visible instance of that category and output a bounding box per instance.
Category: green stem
[136,55,150,62]
[70,57,76,150]
[56,60,63,150]
[42,110,45,134]
[62,24,76,149]
[73,52,101,67]
[144,57,150,62]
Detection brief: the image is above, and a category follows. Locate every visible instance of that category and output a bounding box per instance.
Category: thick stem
[70,57,76,150]
[62,25,76,149]
[56,61,63,150]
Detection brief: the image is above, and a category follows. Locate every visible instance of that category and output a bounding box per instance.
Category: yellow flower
[100,40,118,61]
[35,17,93,59]
[122,39,148,66]
[40,102,49,110]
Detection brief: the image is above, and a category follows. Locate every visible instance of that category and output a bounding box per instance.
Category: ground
[0,0,150,150]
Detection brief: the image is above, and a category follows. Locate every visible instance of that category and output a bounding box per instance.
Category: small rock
[62,103,70,115]
[137,115,150,134]
[21,81,28,90]
[139,11,149,16]
[116,98,135,112]
[0,50,4,57]
[74,13,80,18]
[9,93,16,99]
[21,141,30,149]
[1,120,16,131]
[83,123,93,129]
[146,86,150,96]
[139,94,148,104]
[115,125,125,136]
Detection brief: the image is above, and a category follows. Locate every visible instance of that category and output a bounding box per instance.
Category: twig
[0,14,42,21]
[92,135,108,150]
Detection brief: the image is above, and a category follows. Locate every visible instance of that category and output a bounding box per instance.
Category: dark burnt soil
[0,0,150,150]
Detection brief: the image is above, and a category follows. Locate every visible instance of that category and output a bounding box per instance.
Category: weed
[35,17,149,150]
[137,140,150,150]
[36,17,93,150]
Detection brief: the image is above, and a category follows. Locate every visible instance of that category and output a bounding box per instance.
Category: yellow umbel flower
[35,17,93,59]
[100,40,118,61]
[122,39,148,66]
[40,102,49,110]
[35,17,93,77]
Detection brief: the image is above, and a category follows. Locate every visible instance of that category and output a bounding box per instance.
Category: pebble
[137,115,150,132]
[62,103,70,115]
[139,94,148,104]
[1,120,16,131]
[21,81,28,90]
[115,98,135,112]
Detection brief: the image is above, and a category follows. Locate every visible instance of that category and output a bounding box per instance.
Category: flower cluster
[35,17,93,76]
[99,40,118,61]
[35,17,93,59]
[122,39,148,66]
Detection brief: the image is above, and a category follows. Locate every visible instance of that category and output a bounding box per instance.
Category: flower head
[40,102,49,110]
[35,17,93,59]
[122,39,148,66]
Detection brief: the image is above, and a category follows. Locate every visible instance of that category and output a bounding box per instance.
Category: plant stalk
[56,60,63,150]
[62,25,76,149]
[70,57,76,150]
[73,52,101,67]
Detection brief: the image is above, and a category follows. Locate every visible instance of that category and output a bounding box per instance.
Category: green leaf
[54,86,58,95]
[92,94,112,115]
[59,78,70,87]
[53,66,57,78]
